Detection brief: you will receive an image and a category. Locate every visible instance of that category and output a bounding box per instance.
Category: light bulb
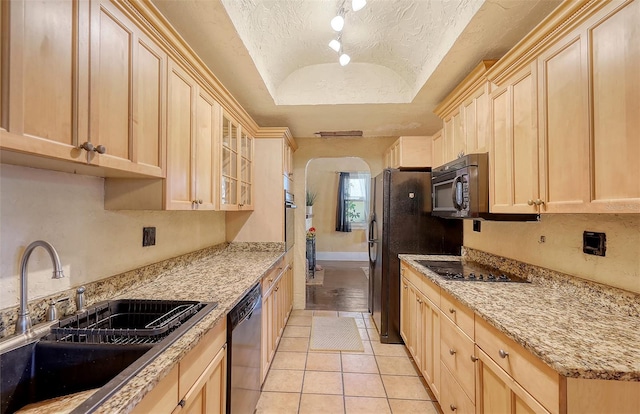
[352,0,366,11]
[329,39,341,52]
[331,15,344,31]
[339,53,350,66]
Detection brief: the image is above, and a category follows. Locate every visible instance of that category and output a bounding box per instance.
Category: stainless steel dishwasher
[227,283,262,414]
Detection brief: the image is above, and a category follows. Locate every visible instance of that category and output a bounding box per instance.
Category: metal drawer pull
[470,355,479,362]
[499,349,509,358]
[449,348,456,355]
[450,404,457,411]
[449,308,456,313]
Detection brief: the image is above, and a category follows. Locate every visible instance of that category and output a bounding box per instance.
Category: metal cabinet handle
[403,284,408,289]
[198,199,203,204]
[79,141,94,152]
[450,404,457,411]
[534,199,545,206]
[449,308,456,314]
[470,355,479,362]
[449,348,456,355]
[499,349,509,358]
[93,144,106,154]
[527,199,535,206]
[416,298,422,304]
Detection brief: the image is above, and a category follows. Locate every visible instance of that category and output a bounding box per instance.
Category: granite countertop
[87,247,286,414]
[399,254,640,382]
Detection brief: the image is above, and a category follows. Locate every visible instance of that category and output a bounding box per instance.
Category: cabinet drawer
[440,362,475,414]
[475,317,559,414]
[262,259,285,294]
[440,315,476,403]
[180,318,227,398]
[441,290,474,339]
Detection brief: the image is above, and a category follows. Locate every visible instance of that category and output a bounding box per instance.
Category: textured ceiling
[220,0,483,105]
[151,0,561,137]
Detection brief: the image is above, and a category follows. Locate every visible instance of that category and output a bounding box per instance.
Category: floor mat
[309,316,364,352]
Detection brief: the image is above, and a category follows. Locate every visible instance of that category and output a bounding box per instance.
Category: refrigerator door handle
[368,217,378,263]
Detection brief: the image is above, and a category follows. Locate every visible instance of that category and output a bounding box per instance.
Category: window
[345,172,370,227]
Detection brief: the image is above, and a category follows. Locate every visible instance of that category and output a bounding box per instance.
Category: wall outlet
[583,231,605,256]
[473,220,481,232]
[143,227,156,247]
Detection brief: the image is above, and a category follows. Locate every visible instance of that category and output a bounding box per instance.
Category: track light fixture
[328,0,365,66]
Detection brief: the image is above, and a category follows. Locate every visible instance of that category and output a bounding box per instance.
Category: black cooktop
[415,260,529,283]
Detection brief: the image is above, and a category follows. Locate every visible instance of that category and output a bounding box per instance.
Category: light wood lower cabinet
[400,264,441,400]
[132,319,227,414]
[261,253,294,383]
[476,346,549,414]
[401,259,640,414]
[440,362,475,414]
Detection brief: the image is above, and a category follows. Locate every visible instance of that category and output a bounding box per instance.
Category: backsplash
[463,247,640,318]
[463,214,640,293]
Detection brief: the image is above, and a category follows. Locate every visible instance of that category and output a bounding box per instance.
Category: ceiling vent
[314,130,363,138]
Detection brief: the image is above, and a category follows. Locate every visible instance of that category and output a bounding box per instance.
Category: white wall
[0,164,226,309]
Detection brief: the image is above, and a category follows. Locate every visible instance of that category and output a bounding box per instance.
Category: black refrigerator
[368,169,462,344]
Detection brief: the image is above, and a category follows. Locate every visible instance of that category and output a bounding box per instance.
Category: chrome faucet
[16,240,65,335]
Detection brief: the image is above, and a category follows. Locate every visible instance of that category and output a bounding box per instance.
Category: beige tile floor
[256,310,440,414]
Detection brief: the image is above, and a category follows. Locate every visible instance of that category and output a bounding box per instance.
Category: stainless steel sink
[0,299,217,414]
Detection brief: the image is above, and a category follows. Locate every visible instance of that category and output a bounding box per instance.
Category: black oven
[285,191,296,251]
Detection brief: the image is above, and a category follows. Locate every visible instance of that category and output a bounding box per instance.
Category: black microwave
[431,153,489,219]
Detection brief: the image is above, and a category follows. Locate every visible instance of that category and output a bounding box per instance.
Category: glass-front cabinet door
[218,112,253,210]
[220,114,238,209]
[239,131,253,208]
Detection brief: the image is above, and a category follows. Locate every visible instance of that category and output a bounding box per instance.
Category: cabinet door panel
[134,38,164,170]
[166,62,195,208]
[432,130,444,167]
[195,90,215,208]
[539,36,589,211]
[590,0,640,204]
[5,0,84,159]
[90,1,132,160]
[511,70,539,210]
[490,88,511,210]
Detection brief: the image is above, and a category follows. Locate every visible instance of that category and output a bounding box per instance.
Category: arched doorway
[304,157,371,311]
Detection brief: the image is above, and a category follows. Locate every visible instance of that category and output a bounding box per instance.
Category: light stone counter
[399,253,640,382]
[61,243,286,414]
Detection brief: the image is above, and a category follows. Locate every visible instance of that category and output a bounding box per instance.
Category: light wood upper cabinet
[435,61,496,165]
[2,0,86,163]
[383,136,433,168]
[105,59,219,210]
[589,0,640,209]
[431,129,445,168]
[486,0,639,214]
[490,63,540,214]
[537,28,590,213]
[1,0,165,177]
[166,59,219,210]
[217,113,253,211]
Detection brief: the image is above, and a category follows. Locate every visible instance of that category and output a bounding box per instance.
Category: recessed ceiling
[151,0,561,137]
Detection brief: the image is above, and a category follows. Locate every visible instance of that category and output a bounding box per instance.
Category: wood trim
[116,0,260,136]
[487,0,611,85]
[255,127,297,151]
[434,60,497,118]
